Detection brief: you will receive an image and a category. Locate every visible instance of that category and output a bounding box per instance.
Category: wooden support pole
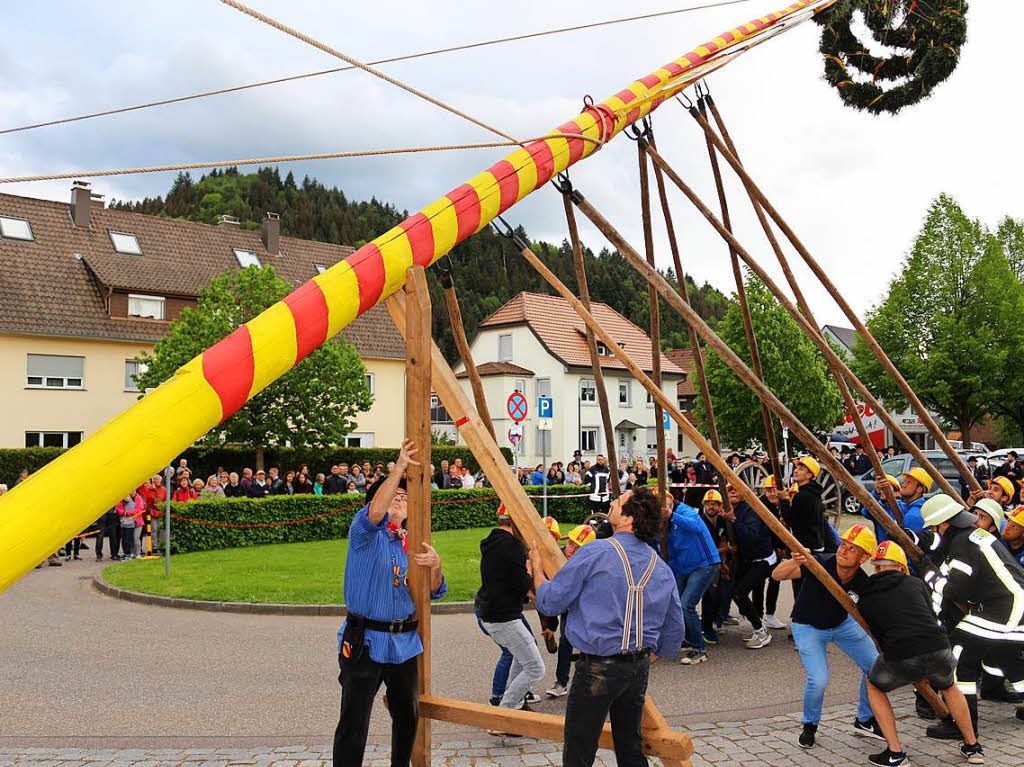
[439,270,495,441]
[515,238,948,718]
[699,93,903,520]
[567,189,934,574]
[404,267,433,767]
[647,133,731,503]
[691,102,783,491]
[563,192,620,496]
[386,287,691,765]
[636,139,668,506]
[684,103,982,495]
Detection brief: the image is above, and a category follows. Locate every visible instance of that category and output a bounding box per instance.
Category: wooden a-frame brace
[385,268,693,767]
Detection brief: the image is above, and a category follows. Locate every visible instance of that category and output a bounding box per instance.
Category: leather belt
[347,614,418,634]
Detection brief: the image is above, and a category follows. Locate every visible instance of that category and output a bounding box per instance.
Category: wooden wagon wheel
[733,460,769,493]
[816,466,843,527]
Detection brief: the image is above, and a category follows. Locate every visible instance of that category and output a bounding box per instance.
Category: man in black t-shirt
[858,541,982,766]
[773,524,880,750]
[584,454,612,515]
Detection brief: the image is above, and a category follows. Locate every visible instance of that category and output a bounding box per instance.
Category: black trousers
[563,654,651,767]
[95,524,119,558]
[951,628,1024,726]
[765,563,781,616]
[333,651,418,767]
[732,560,772,631]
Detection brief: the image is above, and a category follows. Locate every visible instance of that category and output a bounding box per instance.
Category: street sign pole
[163,465,172,577]
[542,433,548,519]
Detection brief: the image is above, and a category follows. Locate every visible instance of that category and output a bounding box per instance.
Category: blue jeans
[792,616,878,724]
[676,564,718,652]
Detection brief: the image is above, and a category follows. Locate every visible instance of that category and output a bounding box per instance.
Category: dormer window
[315,264,327,274]
[596,341,614,357]
[109,231,142,255]
[234,248,261,268]
[128,294,165,320]
[0,215,33,241]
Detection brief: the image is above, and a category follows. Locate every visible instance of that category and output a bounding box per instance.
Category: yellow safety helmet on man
[793,456,820,478]
[871,540,910,574]
[840,524,878,555]
[703,489,723,504]
[901,467,934,493]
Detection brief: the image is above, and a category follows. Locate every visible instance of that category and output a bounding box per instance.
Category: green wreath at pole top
[817,0,968,115]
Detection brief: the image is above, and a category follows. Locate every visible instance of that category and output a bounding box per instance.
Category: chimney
[217,214,240,227]
[261,212,280,256]
[70,181,92,228]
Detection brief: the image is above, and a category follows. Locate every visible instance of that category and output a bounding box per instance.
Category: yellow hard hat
[543,516,561,542]
[703,489,723,504]
[840,524,878,555]
[565,524,595,547]
[872,540,909,574]
[1007,506,1024,529]
[902,467,934,492]
[882,474,901,490]
[990,476,1015,500]
[763,475,775,489]
[794,456,821,478]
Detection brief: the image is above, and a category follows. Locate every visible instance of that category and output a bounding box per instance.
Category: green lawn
[102,527,490,604]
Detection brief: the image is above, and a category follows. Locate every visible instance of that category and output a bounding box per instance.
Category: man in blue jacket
[666,500,720,665]
[724,484,777,649]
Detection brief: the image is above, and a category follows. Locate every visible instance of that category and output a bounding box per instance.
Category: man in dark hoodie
[785,457,827,599]
[722,484,776,649]
[858,540,982,766]
[475,505,545,714]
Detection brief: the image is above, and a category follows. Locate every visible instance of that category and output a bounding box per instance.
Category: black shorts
[868,648,956,693]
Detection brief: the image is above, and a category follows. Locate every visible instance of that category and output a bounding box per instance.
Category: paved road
[0,558,869,749]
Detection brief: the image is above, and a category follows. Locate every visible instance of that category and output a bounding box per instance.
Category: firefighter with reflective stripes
[914,494,1024,739]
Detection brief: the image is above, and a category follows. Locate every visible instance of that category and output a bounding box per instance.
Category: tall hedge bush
[165,485,591,553]
[0,445,512,488]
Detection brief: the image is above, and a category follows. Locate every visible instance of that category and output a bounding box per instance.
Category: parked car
[841,450,979,515]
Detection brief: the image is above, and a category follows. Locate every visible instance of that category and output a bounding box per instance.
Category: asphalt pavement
[0,557,868,749]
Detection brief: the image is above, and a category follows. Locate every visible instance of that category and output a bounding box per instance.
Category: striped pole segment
[0,0,818,593]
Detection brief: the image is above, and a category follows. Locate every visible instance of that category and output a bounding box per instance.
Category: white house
[447,292,684,468]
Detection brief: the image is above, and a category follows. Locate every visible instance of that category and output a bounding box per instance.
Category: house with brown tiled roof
[0,182,404,449]
[450,291,684,468]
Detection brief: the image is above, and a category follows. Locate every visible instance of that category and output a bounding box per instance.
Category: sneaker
[73,555,82,561]
[524,691,541,705]
[867,747,907,766]
[723,615,740,626]
[960,742,984,764]
[763,614,786,629]
[488,696,501,706]
[48,555,63,567]
[1017,706,1024,722]
[702,629,719,645]
[680,650,708,665]
[745,627,772,649]
[926,717,962,740]
[546,683,568,698]
[854,716,885,740]
[798,723,817,749]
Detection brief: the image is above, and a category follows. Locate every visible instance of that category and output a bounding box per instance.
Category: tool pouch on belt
[340,618,368,663]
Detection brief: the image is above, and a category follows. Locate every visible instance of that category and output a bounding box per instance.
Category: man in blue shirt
[530,486,683,767]
[666,500,719,664]
[332,439,446,767]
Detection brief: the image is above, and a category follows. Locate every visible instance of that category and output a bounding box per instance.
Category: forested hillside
[112,167,729,361]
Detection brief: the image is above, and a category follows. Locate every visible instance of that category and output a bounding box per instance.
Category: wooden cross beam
[385,277,692,767]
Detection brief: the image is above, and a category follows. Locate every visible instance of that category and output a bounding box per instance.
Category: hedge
[0,445,513,489]
[165,485,591,553]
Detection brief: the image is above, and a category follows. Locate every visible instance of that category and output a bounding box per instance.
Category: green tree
[850,195,1018,443]
[697,272,844,449]
[997,216,1024,279]
[134,266,372,468]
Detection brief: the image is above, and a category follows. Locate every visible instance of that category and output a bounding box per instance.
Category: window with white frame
[430,393,452,423]
[127,294,165,320]
[124,359,149,391]
[25,431,83,448]
[647,390,655,407]
[26,354,84,389]
[596,341,614,357]
[618,380,632,407]
[646,427,658,452]
[364,373,375,396]
[0,215,33,241]
[580,378,596,404]
[580,427,598,453]
[536,377,551,398]
[345,433,375,448]
[233,248,261,268]
[498,333,512,361]
[109,231,142,255]
[514,378,525,393]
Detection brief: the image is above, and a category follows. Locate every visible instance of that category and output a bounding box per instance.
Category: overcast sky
[2,1,1019,327]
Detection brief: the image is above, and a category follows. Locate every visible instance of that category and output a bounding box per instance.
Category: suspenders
[608,538,659,654]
